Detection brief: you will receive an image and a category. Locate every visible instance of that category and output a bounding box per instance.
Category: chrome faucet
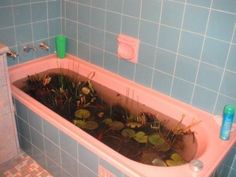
[39,42,49,51]
[23,45,36,53]
[7,50,18,59]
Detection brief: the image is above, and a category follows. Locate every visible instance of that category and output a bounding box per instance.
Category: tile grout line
[169,0,187,96]
[189,0,214,106]
[212,23,236,113]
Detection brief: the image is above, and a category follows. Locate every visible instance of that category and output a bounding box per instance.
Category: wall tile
[91,8,106,29]
[105,32,117,54]
[43,120,59,145]
[33,21,49,41]
[44,138,61,163]
[90,28,104,48]
[49,19,61,37]
[196,63,223,91]
[171,78,194,103]
[0,6,13,28]
[59,131,77,159]
[78,23,90,43]
[0,0,12,6]
[123,0,141,18]
[90,47,104,67]
[192,86,217,112]
[161,1,184,28]
[226,44,236,72]
[118,59,135,80]
[187,0,211,7]
[152,70,172,95]
[30,127,44,152]
[139,20,158,46]
[46,157,62,177]
[155,48,176,74]
[138,43,156,67]
[104,52,118,73]
[213,0,236,13]
[202,38,229,67]
[220,71,236,98]
[48,0,61,19]
[78,163,97,177]
[61,150,78,177]
[135,64,153,87]
[121,16,139,37]
[179,31,203,59]
[141,0,161,22]
[106,11,121,34]
[17,117,31,141]
[207,11,236,42]
[78,0,91,5]
[18,135,32,155]
[107,0,123,13]
[78,42,90,60]
[65,20,77,40]
[214,95,236,117]
[67,38,77,56]
[158,26,180,52]
[99,159,123,177]
[15,99,28,122]
[15,24,32,44]
[78,145,98,173]
[78,4,90,25]
[31,145,46,168]
[31,2,47,22]
[92,0,106,8]
[65,1,77,21]
[175,55,198,82]
[28,110,43,133]
[183,5,209,34]
[13,5,31,26]
[0,28,15,47]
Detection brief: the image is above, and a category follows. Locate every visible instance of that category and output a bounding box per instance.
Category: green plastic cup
[55,35,67,58]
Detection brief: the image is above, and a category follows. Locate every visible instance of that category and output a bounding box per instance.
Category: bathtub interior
[9,54,236,177]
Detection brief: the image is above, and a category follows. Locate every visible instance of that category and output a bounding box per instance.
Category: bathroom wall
[0,0,62,66]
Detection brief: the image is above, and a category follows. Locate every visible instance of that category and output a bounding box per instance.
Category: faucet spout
[39,42,49,51]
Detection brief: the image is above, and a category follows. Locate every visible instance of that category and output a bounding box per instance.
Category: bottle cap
[224,105,235,115]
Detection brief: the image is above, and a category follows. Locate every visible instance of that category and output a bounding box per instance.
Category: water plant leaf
[134,131,148,143]
[103,118,112,125]
[148,134,165,146]
[152,158,167,166]
[73,120,86,128]
[165,153,185,166]
[121,128,135,138]
[126,122,142,129]
[81,87,90,95]
[74,109,91,119]
[110,121,124,130]
[158,143,170,152]
[85,121,99,130]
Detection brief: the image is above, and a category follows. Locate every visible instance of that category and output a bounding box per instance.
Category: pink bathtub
[9,54,236,177]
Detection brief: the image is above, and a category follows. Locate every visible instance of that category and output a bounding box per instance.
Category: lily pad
[121,128,135,138]
[74,109,91,119]
[73,120,86,128]
[152,158,167,166]
[103,118,112,125]
[148,134,165,146]
[158,143,170,152]
[165,153,185,166]
[110,121,124,130]
[134,131,148,143]
[85,121,99,130]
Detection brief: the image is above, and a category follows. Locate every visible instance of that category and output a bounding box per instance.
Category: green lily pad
[110,121,124,130]
[134,131,148,143]
[165,153,185,166]
[148,134,165,146]
[74,109,91,119]
[121,128,135,138]
[103,118,112,125]
[158,143,170,152]
[152,158,167,166]
[73,120,86,128]
[85,121,99,130]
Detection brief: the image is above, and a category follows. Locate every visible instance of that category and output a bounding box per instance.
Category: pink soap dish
[117,34,139,63]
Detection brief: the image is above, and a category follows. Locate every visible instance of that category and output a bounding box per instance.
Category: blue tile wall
[0,0,62,65]
[15,98,125,177]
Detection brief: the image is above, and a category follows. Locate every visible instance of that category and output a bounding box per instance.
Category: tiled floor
[0,152,52,177]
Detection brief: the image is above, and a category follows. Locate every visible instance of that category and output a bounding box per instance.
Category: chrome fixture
[6,50,18,59]
[39,42,49,51]
[23,45,36,53]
